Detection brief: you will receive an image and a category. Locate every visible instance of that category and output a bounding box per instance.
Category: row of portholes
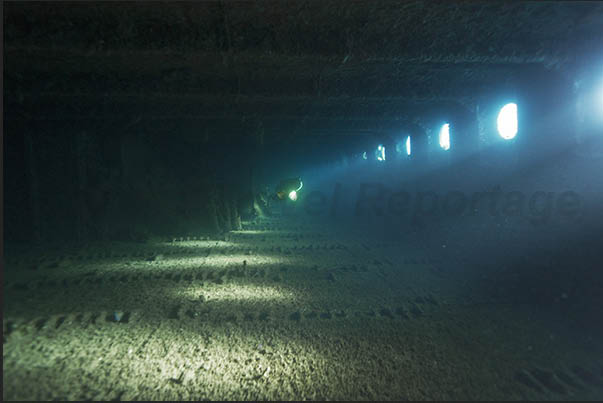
[361,103,517,161]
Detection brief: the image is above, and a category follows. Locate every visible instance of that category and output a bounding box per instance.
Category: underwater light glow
[439,123,450,150]
[362,151,367,160]
[288,191,297,201]
[376,144,386,161]
[406,136,411,155]
[181,283,296,302]
[497,103,518,140]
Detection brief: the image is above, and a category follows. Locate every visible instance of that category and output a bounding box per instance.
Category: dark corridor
[3,1,603,400]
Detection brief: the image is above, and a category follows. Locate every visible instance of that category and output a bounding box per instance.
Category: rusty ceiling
[4,1,603,138]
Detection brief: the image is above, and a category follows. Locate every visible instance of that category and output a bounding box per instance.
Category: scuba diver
[274,177,303,201]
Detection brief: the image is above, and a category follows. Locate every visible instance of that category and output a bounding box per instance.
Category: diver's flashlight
[288,191,298,201]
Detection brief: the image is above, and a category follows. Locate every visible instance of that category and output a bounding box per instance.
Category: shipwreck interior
[3,1,603,400]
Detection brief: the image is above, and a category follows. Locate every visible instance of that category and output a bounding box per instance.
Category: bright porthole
[376,144,386,161]
[439,123,450,150]
[497,103,518,140]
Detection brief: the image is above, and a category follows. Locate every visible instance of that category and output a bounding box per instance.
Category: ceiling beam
[5,92,473,126]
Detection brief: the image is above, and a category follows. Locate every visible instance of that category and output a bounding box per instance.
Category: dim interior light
[497,103,518,140]
[439,123,450,150]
